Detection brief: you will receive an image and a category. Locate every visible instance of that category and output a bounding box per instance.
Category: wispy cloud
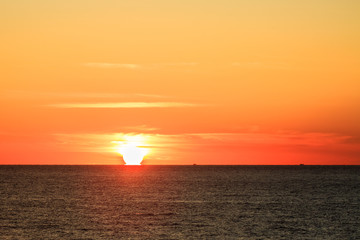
[1,90,168,100]
[54,131,356,152]
[53,131,360,164]
[123,125,159,132]
[188,132,353,147]
[47,102,201,108]
[83,62,198,70]
[83,63,141,69]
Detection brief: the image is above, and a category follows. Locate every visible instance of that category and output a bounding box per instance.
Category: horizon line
[0,164,359,166]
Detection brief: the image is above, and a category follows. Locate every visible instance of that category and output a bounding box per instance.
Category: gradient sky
[1,0,360,165]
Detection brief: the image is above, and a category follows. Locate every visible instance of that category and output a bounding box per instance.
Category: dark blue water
[1,166,359,239]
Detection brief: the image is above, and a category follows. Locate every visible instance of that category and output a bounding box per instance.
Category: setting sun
[114,135,149,165]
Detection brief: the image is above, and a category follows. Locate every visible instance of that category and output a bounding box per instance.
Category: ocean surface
[0,165,359,239]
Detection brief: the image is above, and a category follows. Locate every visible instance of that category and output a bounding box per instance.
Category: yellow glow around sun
[113,135,149,165]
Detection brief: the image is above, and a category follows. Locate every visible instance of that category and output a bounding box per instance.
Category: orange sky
[1,0,360,165]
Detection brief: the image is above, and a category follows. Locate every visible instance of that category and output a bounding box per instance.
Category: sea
[0,165,359,239]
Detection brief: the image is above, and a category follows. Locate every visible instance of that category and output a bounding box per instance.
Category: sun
[117,145,148,165]
[114,135,149,165]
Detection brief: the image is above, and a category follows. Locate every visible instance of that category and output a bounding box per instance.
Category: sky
[1,0,360,165]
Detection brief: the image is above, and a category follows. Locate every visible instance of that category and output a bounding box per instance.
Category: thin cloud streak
[187,132,353,147]
[54,131,357,152]
[83,63,140,69]
[83,62,198,69]
[47,102,201,108]
[53,131,360,164]
[1,90,168,99]
[123,125,160,132]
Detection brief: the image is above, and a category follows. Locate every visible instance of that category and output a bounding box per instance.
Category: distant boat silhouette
[299,163,305,166]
